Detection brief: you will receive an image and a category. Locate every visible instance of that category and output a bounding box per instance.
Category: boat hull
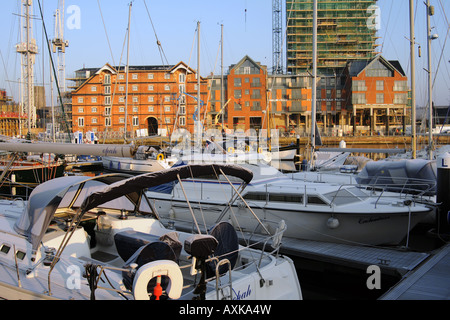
[152,196,431,246]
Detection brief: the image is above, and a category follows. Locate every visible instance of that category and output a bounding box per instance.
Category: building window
[394,93,407,104]
[179,105,186,115]
[119,74,124,80]
[91,107,97,113]
[104,74,111,85]
[252,89,261,99]
[119,117,125,123]
[132,116,139,126]
[92,118,97,124]
[119,85,124,91]
[148,96,154,102]
[104,106,111,116]
[234,102,242,110]
[77,97,84,103]
[164,106,171,112]
[119,97,125,103]
[132,74,138,80]
[132,96,138,103]
[148,73,154,79]
[164,84,170,91]
[376,80,384,91]
[132,85,138,91]
[164,73,170,80]
[352,93,366,104]
[234,78,241,87]
[148,85,154,91]
[133,106,138,112]
[148,106,154,112]
[105,117,111,126]
[394,81,408,91]
[78,117,84,127]
[234,90,242,99]
[376,93,384,104]
[119,107,124,112]
[164,96,170,102]
[104,86,111,95]
[251,101,261,111]
[165,117,171,124]
[91,97,97,103]
[179,74,185,83]
[352,80,367,91]
[78,107,84,113]
[104,96,111,105]
[91,86,97,92]
[179,116,186,126]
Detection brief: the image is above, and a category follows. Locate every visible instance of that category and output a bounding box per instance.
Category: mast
[124,2,132,141]
[221,23,224,131]
[409,0,417,159]
[310,0,317,168]
[16,0,38,137]
[426,0,436,160]
[52,0,68,92]
[196,21,201,146]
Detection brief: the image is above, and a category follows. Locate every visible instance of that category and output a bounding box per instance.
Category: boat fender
[133,260,183,300]
[326,217,340,229]
[157,153,164,161]
[227,147,235,153]
[258,147,263,153]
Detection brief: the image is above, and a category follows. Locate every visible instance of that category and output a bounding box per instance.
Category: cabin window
[16,251,26,260]
[306,195,327,205]
[269,194,303,203]
[0,244,10,254]
[244,192,266,201]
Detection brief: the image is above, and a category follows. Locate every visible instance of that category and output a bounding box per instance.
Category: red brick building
[343,55,409,135]
[71,62,208,138]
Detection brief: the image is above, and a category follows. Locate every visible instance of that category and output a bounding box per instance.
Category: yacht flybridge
[0,164,302,300]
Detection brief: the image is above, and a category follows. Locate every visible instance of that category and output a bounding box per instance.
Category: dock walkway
[380,243,450,300]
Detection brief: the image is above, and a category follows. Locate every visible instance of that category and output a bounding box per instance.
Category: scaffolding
[286,0,379,75]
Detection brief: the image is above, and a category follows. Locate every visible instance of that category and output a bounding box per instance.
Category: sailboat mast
[426,0,434,160]
[310,0,317,168]
[409,0,417,159]
[124,2,132,141]
[196,21,201,146]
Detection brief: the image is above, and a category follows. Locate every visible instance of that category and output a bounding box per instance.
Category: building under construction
[286,0,380,75]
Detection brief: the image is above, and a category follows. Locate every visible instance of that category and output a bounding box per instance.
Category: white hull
[102,156,173,174]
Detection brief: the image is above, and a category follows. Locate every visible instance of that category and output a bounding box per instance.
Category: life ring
[157,153,165,161]
[245,145,250,152]
[133,260,183,300]
[227,147,235,153]
[257,147,263,153]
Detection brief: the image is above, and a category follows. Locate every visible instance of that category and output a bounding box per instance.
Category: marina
[0,0,450,301]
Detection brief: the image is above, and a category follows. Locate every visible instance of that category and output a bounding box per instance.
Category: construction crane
[52,0,69,92]
[272,0,283,74]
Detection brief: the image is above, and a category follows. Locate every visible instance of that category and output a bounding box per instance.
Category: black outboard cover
[206,221,239,277]
[184,234,218,258]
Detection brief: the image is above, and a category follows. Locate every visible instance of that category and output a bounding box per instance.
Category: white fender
[132,260,183,300]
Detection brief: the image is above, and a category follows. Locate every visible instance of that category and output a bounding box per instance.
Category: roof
[347,55,406,77]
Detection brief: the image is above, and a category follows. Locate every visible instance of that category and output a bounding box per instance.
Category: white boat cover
[14,164,253,251]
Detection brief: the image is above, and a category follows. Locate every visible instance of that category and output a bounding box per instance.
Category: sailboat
[0,163,302,300]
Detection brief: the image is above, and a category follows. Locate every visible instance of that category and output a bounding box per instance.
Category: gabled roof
[170,61,195,74]
[94,63,118,75]
[347,55,406,77]
[229,55,266,74]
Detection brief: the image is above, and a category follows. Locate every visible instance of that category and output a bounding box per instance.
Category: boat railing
[328,179,435,209]
[0,177,34,200]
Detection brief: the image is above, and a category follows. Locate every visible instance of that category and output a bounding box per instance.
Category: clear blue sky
[1,0,449,111]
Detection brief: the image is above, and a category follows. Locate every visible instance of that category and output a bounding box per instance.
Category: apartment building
[286,0,379,75]
[71,62,208,138]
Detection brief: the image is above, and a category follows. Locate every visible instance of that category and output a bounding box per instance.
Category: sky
[0,0,449,113]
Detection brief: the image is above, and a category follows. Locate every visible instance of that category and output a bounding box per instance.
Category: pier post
[436,152,450,234]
